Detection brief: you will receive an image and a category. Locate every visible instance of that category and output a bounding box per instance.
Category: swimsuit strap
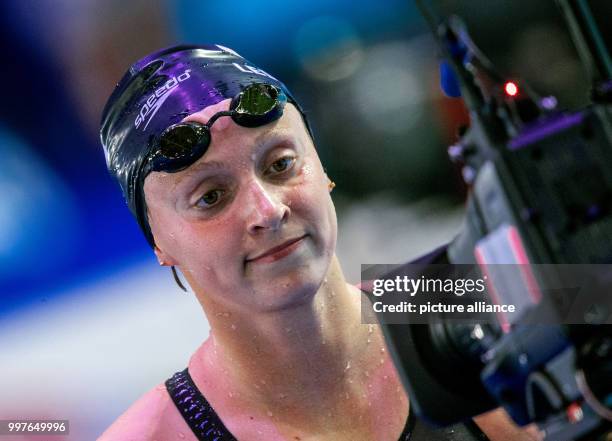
[165,368,238,441]
[166,368,416,440]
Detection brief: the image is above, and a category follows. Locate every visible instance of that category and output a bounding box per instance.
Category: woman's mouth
[246,235,308,264]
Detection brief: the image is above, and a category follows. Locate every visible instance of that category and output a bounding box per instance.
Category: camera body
[378,1,612,439]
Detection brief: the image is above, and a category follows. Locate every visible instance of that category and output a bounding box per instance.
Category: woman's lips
[247,235,307,264]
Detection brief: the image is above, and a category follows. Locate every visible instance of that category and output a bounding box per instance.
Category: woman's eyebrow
[184,160,226,176]
[174,160,227,190]
[252,129,297,155]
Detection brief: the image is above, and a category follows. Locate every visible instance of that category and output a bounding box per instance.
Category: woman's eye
[195,190,223,208]
[267,156,296,175]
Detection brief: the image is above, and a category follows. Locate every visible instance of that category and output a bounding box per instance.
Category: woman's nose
[245,180,290,234]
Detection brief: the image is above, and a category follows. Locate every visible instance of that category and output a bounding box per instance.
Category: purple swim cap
[100,44,312,247]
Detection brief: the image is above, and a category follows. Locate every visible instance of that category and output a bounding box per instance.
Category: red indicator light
[504,81,518,96]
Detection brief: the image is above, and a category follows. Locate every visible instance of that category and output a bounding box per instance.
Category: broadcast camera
[376,1,612,439]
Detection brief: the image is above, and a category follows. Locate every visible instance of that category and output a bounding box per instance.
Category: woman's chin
[250,272,324,313]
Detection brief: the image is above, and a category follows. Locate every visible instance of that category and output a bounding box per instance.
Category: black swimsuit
[166,368,489,440]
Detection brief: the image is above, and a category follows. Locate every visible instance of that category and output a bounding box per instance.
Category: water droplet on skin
[267,410,274,417]
[345,392,350,400]
[383,375,389,380]
[231,324,237,330]
[380,347,386,353]
[367,338,371,344]
[260,379,267,385]
[345,360,351,371]
[368,383,373,388]
[365,371,370,377]
[228,392,234,398]
[368,401,372,407]
[279,393,287,399]
[324,278,328,284]
[368,324,374,334]
[380,358,384,365]
[177,432,185,439]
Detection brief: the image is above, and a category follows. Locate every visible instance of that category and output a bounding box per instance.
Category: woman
[98,45,540,440]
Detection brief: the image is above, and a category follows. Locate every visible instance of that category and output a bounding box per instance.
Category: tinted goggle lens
[159,123,209,158]
[233,83,278,114]
[231,82,285,126]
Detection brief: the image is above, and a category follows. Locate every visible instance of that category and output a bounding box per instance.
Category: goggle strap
[204,110,235,129]
[171,266,188,292]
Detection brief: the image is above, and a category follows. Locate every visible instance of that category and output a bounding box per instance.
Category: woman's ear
[154,246,188,292]
[146,203,178,266]
[323,172,335,192]
[154,245,177,266]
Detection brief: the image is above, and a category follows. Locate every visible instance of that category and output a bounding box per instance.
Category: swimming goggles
[143,82,288,175]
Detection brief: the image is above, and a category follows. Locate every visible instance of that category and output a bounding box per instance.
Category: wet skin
[99,100,542,440]
[140,100,411,439]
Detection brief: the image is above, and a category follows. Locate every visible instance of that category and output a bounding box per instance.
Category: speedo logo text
[134,69,191,130]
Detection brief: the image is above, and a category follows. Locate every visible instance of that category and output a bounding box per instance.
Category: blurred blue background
[0,0,593,439]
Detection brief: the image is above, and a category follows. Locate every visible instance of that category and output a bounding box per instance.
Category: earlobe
[323,172,335,192]
[154,245,177,266]
[154,246,187,292]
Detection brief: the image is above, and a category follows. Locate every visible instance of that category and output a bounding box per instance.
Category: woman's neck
[190,255,387,410]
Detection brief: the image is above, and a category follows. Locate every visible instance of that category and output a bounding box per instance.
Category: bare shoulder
[98,383,193,441]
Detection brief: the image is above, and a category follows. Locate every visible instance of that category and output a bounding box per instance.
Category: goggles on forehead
[142,82,287,176]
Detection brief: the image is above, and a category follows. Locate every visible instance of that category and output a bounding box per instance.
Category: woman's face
[143,100,337,312]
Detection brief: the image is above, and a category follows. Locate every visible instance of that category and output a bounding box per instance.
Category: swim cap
[100,44,312,247]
